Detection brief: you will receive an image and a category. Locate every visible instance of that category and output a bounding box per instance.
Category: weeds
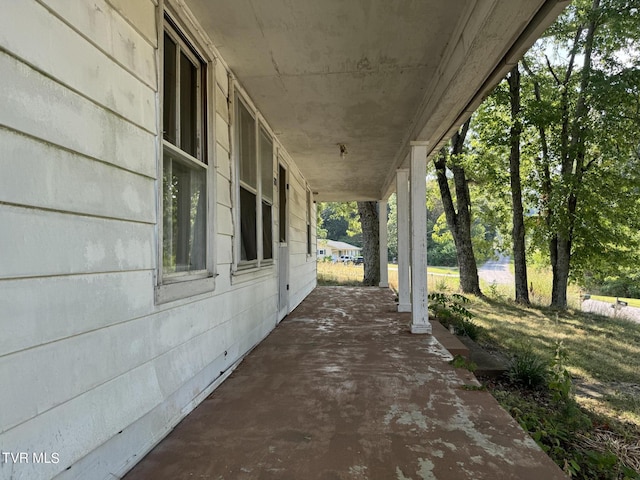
[507,346,549,388]
[449,354,477,372]
[549,341,573,402]
[428,292,483,340]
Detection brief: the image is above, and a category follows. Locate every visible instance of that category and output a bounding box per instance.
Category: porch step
[458,335,510,379]
[431,320,470,359]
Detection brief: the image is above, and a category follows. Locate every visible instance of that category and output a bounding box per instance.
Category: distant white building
[317,240,361,261]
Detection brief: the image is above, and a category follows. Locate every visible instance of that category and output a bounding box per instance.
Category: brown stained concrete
[124,286,567,480]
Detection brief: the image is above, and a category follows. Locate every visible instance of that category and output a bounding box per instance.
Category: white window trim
[232,91,276,278]
[155,6,217,304]
[306,187,314,259]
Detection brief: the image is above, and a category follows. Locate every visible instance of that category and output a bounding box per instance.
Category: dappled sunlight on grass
[462,292,640,426]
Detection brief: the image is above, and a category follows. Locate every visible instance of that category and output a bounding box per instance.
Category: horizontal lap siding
[0,2,316,479]
[0,1,162,479]
[287,163,317,311]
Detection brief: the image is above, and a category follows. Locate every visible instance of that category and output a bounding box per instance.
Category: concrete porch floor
[124,286,567,480]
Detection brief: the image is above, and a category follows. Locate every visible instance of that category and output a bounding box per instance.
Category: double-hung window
[159,16,212,299]
[236,96,274,266]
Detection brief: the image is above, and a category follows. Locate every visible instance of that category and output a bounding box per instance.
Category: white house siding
[0,1,315,479]
[287,167,317,311]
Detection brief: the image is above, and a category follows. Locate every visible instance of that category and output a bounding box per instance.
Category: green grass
[317,261,364,285]
[387,264,459,276]
[468,296,640,427]
[466,294,640,478]
[590,295,640,308]
[427,266,459,276]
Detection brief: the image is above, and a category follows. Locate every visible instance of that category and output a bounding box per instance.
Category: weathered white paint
[107,0,158,46]
[0,127,155,223]
[39,0,157,89]
[410,143,431,334]
[0,206,154,279]
[379,200,389,288]
[0,52,156,178]
[0,0,156,132]
[396,169,411,312]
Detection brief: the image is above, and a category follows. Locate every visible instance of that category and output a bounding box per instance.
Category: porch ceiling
[186,0,568,201]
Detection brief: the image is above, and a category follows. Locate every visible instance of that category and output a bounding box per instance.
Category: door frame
[277,160,289,322]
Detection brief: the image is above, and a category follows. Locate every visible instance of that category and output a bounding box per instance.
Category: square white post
[396,169,411,312]
[378,200,389,288]
[410,142,431,334]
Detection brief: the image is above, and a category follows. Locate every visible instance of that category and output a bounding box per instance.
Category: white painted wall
[0,1,315,479]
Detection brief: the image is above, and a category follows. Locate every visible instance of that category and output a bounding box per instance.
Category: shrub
[508,347,549,388]
[428,293,482,340]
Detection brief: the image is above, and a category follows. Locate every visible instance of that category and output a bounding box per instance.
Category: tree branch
[545,55,561,85]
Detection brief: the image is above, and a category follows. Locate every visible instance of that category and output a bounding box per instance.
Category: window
[306,189,312,255]
[236,96,274,266]
[161,18,210,281]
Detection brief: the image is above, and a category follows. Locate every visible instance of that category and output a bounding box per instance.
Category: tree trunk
[507,65,530,305]
[433,120,482,296]
[549,0,599,309]
[357,201,380,286]
[551,237,571,307]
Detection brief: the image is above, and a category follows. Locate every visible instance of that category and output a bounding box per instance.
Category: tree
[357,202,380,285]
[433,119,483,295]
[318,202,361,246]
[507,64,530,305]
[387,194,398,262]
[521,0,640,308]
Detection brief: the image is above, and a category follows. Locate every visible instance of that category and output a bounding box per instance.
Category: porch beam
[409,142,431,334]
[396,169,411,312]
[378,200,389,288]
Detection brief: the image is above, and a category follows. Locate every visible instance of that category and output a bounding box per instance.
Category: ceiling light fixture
[338,143,348,159]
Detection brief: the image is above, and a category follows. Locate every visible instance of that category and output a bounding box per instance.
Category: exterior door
[277,162,289,321]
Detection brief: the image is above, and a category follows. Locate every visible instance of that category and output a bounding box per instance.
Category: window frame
[306,188,313,256]
[156,9,217,304]
[233,93,276,272]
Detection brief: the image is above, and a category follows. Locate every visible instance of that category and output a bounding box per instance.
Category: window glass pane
[163,33,177,145]
[279,164,287,243]
[240,187,257,261]
[180,51,198,158]
[262,201,272,260]
[260,128,273,202]
[163,147,206,273]
[306,190,312,254]
[238,101,256,188]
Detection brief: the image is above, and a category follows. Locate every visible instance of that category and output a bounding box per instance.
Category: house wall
[0,1,316,479]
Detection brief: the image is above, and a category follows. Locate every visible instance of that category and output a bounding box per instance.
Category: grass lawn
[318,262,459,287]
[471,297,640,426]
[590,295,640,309]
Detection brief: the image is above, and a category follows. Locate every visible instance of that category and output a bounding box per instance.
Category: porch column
[410,142,431,334]
[396,169,411,312]
[378,200,389,288]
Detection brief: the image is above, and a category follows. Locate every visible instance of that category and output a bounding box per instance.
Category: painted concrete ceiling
[186,0,568,201]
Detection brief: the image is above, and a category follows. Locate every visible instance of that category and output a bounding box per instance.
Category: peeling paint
[417,458,437,480]
[349,464,368,476]
[396,466,412,480]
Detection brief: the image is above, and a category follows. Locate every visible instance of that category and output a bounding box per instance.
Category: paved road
[581,299,640,323]
[477,258,640,323]
[478,255,514,285]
